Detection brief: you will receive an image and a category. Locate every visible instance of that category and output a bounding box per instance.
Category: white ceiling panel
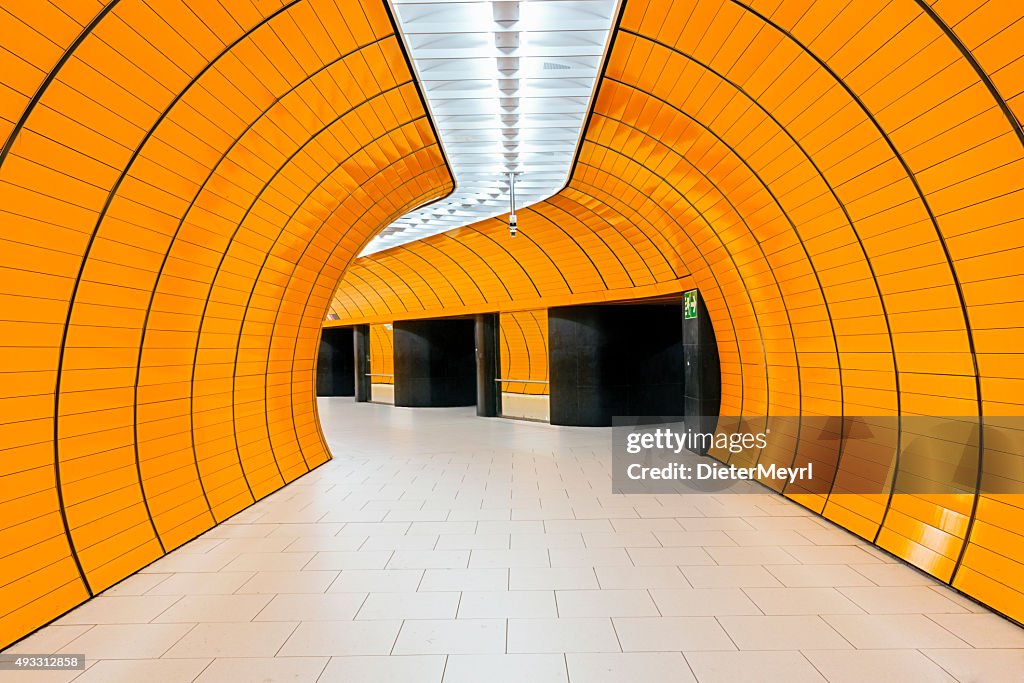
[362,0,619,255]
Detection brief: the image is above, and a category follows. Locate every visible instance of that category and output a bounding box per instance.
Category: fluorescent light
[362,0,617,256]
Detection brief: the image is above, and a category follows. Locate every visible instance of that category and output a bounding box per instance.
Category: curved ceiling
[330,0,1024,623]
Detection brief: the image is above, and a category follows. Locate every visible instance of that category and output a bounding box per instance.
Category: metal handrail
[366,373,394,377]
[494,378,549,384]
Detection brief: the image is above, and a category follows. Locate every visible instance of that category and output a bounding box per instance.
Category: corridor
[6,401,1022,683]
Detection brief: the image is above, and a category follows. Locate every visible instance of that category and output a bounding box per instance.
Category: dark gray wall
[353,324,370,402]
[316,327,355,397]
[549,303,687,426]
[683,290,722,449]
[475,313,500,417]
[394,318,477,407]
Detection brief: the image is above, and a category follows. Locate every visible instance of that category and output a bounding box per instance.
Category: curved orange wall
[0,0,451,647]
[329,0,1024,622]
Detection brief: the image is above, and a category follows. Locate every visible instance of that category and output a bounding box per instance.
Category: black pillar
[316,327,355,396]
[353,324,371,402]
[394,318,476,407]
[682,289,721,451]
[549,303,685,426]
[475,313,500,417]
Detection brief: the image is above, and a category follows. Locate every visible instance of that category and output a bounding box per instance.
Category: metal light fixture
[508,171,517,237]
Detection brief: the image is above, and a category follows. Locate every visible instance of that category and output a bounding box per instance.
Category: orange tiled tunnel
[1,0,1022,650]
[0,0,450,647]
[328,0,1024,624]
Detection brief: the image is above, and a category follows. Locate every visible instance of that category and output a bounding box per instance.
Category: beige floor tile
[268,523,345,537]
[254,593,367,621]
[783,546,882,565]
[837,586,968,614]
[162,621,296,658]
[236,570,339,594]
[213,537,295,554]
[743,587,864,615]
[71,658,210,683]
[384,509,451,522]
[511,533,584,549]
[510,567,598,590]
[304,551,393,570]
[804,649,956,683]
[921,648,1024,682]
[284,536,368,552]
[822,614,970,648]
[470,548,550,569]
[540,548,631,569]
[220,551,315,572]
[138,553,238,574]
[387,550,471,569]
[278,620,402,656]
[447,509,513,522]
[627,548,715,566]
[744,516,830,532]
[926,612,1024,648]
[555,590,659,618]
[171,538,226,554]
[766,564,875,587]
[437,533,510,550]
[328,569,424,592]
[848,563,937,586]
[444,654,568,683]
[419,568,508,591]
[798,528,866,545]
[56,595,181,625]
[339,522,412,536]
[684,651,826,683]
[356,592,460,620]
[544,520,615,534]
[363,535,439,551]
[614,616,734,651]
[319,654,446,682]
[64,623,195,659]
[100,573,172,596]
[705,546,799,565]
[192,656,327,683]
[567,652,695,683]
[206,521,273,537]
[649,588,761,616]
[927,585,990,613]
[652,530,736,547]
[393,619,506,654]
[1,625,93,654]
[718,616,852,650]
[677,517,754,531]
[153,594,272,623]
[458,590,557,618]
[582,532,660,548]
[477,521,546,535]
[407,522,477,535]
[681,565,782,588]
[146,572,255,595]
[608,519,683,533]
[726,530,814,546]
[594,566,689,590]
[507,617,620,653]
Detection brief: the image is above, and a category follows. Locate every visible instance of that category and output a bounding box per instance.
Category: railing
[494,378,549,384]
[366,373,394,378]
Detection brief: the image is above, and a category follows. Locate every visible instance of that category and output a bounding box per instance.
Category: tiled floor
[5,400,1024,682]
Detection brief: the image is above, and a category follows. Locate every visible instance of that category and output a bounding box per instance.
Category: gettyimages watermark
[612,416,1024,495]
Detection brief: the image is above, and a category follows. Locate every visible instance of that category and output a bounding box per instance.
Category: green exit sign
[684,290,698,320]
